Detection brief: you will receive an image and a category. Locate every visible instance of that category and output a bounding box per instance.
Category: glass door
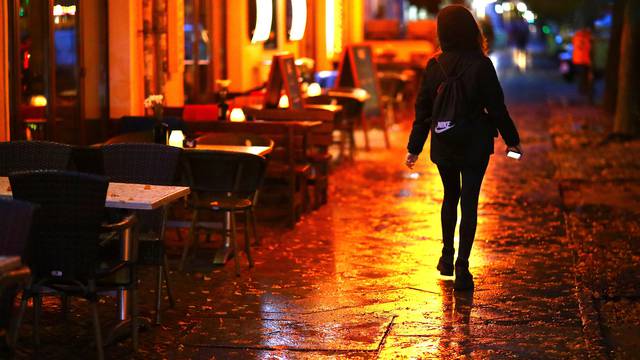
[184,0,211,103]
[9,0,108,144]
[52,0,80,144]
[11,0,51,141]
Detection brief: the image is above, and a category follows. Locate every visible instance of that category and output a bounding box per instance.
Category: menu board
[264,53,305,110]
[336,45,381,117]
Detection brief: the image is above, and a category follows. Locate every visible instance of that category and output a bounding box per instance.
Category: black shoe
[437,256,454,276]
[454,262,474,291]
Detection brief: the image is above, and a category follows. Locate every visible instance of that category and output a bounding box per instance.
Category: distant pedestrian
[511,18,530,72]
[405,5,521,291]
[572,27,594,103]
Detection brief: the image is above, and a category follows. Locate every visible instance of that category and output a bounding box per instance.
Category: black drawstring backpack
[430,58,474,145]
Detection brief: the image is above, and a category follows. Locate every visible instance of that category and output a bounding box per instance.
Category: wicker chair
[0,199,34,256]
[326,89,368,158]
[101,143,181,324]
[117,116,186,134]
[9,171,138,360]
[0,199,34,353]
[103,131,154,145]
[70,146,104,175]
[379,72,409,125]
[180,151,267,275]
[191,133,272,244]
[0,141,72,176]
[305,95,357,162]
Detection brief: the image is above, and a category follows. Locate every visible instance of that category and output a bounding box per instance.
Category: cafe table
[0,176,190,338]
[186,119,323,137]
[191,144,272,157]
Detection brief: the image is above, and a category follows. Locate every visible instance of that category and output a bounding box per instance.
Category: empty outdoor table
[0,177,189,325]
[185,119,322,136]
[1,177,189,210]
[191,144,272,157]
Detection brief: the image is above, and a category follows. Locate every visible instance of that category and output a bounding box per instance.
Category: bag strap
[435,57,473,80]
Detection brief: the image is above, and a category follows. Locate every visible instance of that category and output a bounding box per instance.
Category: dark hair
[436,5,488,55]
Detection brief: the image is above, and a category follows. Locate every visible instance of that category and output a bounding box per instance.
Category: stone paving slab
[181,314,393,351]
[548,102,640,357]
[9,58,623,359]
[599,299,640,359]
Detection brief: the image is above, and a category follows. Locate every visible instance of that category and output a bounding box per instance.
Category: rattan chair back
[102,143,182,233]
[102,143,182,185]
[9,171,108,281]
[103,131,154,145]
[379,73,406,99]
[71,146,104,175]
[118,116,185,134]
[0,199,34,257]
[184,150,267,198]
[0,141,72,176]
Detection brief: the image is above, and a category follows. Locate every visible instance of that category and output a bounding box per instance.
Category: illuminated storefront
[0,0,365,143]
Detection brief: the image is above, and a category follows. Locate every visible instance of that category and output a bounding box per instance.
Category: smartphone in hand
[507,150,522,160]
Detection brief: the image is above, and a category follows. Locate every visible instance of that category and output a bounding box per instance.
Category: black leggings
[437,159,488,263]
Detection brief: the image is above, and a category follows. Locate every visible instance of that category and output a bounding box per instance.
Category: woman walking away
[405,5,521,291]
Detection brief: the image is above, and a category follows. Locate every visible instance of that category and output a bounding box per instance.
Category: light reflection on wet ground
[11,52,595,359]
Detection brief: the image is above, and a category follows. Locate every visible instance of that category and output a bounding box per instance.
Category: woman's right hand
[405,153,419,169]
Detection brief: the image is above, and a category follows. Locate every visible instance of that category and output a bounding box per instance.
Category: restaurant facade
[0,0,366,144]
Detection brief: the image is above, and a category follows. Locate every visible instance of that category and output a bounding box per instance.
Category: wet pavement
[10,50,640,359]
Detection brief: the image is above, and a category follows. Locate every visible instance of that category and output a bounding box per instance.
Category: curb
[556,151,609,359]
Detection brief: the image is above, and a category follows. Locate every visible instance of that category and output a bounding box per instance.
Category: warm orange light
[53,4,76,16]
[289,0,307,41]
[168,130,185,148]
[251,0,273,43]
[278,95,290,108]
[29,95,48,107]
[326,0,343,59]
[229,108,246,122]
[306,83,322,97]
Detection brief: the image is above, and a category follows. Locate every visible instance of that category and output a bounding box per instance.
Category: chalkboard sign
[336,45,381,117]
[264,53,305,110]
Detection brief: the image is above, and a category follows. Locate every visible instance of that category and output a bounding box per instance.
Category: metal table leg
[212,210,234,264]
[106,221,150,345]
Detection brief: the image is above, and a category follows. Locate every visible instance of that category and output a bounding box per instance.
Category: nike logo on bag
[434,121,455,134]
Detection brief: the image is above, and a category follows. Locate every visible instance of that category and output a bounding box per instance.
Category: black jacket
[407,51,520,165]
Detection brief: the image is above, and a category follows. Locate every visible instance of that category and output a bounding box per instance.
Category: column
[109,0,145,117]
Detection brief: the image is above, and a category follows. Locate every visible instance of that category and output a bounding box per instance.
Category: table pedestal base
[212,246,234,265]
[104,316,151,346]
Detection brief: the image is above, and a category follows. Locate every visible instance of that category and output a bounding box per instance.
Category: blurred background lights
[278,95,290,108]
[523,10,535,23]
[494,3,504,14]
[306,83,322,97]
[288,0,307,41]
[516,2,527,13]
[229,108,246,122]
[29,95,47,107]
[251,0,273,43]
[471,0,497,19]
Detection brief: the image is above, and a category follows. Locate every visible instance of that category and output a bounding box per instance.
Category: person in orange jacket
[572,27,594,103]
